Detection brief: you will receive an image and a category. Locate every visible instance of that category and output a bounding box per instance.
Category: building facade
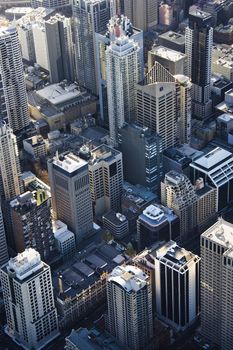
[0,203,8,266]
[0,249,59,350]
[124,0,158,31]
[107,265,153,350]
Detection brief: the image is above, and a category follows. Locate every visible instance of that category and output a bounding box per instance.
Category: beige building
[88,144,123,217]
[124,0,158,31]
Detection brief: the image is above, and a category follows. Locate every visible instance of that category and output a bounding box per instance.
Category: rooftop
[191,147,232,170]
[202,218,233,249]
[103,210,127,226]
[159,31,185,44]
[108,265,148,293]
[217,113,233,123]
[150,46,186,62]
[52,153,88,174]
[138,203,177,227]
[89,144,120,165]
[6,249,44,281]
[53,220,75,243]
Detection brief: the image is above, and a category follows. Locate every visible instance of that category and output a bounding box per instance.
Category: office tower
[190,147,233,211]
[106,34,142,146]
[103,210,129,239]
[45,14,75,82]
[159,3,173,26]
[185,9,213,120]
[175,74,192,144]
[32,14,74,83]
[161,170,217,243]
[10,191,54,261]
[95,15,143,124]
[134,240,200,331]
[161,171,198,243]
[0,27,30,132]
[0,249,59,349]
[158,31,185,53]
[137,204,180,250]
[53,220,76,260]
[107,265,153,350]
[119,123,163,192]
[0,204,8,266]
[31,0,70,8]
[148,46,187,75]
[73,0,111,95]
[200,218,233,349]
[88,144,123,217]
[136,62,177,150]
[48,153,93,243]
[124,0,158,31]
[0,121,22,201]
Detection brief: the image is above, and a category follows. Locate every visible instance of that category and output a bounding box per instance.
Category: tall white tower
[0,248,59,350]
[0,27,30,132]
[0,121,22,200]
[107,265,153,350]
[106,34,142,146]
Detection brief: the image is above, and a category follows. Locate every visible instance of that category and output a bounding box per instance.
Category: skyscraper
[185,9,213,120]
[0,121,22,201]
[0,203,8,266]
[136,62,177,150]
[48,153,93,243]
[200,218,233,349]
[107,265,153,350]
[175,74,192,144]
[118,123,163,192]
[0,27,30,132]
[124,0,158,31]
[106,32,142,146]
[95,15,143,124]
[88,144,123,217]
[10,191,54,261]
[134,240,200,331]
[0,249,59,349]
[73,0,111,95]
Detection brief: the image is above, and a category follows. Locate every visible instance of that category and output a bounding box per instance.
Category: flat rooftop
[159,31,185,44]
[217,113,233,123]
[108,265,148,293]
[202,218,233,250]
[150,46,186,62]
[52,153,87,174]
[191,147,232,170]
[89,144,120,165]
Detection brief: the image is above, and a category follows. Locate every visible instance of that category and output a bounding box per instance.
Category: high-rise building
[0,249,59,349]
[0,121,22,201]
[136,204,180,250]
[48,153,93,243]
[200,218,233,349]
[185,9,213,120]
[124,0,158,32]
[175,74,192,144]
[119,123,163,192]
[161,171,217,243]
[106,33,143,146]
[107,265,153,350]
[159,3,173,26]
[134,240,200,331]
[95,15,143,124]
[148,46,187,75]
[136,62,177,150]
[0,203,8,266]
[31,14,74,83]
[0,27,30,132]
[10,191,54,261]
[73,0,111,95]
[88,144,123,217]
[31,0,70,8]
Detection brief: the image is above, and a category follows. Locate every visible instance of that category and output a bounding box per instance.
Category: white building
[95,15,143,124]
[0,121,22,200]
[23,135,47,159]
[0,204,8,266]
[0,26,30,132]
[53,220,76,259]
[88,144,123,217]
[106,34,142,146]
[107,265,153,350]
[0,249,59,350]
[48,153,93,243]
[32,22,50,71]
